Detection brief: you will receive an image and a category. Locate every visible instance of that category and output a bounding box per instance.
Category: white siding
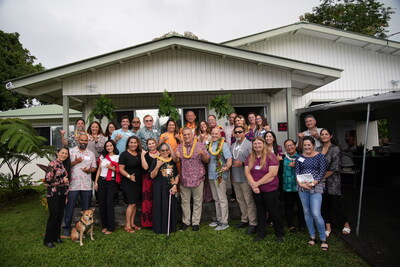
[63,49,291,96]
[241,34,400,108]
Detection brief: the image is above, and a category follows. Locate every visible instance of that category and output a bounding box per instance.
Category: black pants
[253,190,285,238]
[44,194,66,243]
[98,178,116,231]
[322,193,348,227]
[282,191,306,228]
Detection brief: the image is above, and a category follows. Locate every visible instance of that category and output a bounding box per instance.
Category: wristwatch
[127,174,131,178]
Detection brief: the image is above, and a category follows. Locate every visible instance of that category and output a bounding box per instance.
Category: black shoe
[192,225,200,231]
[235,222,248,229]
[180,224,190,231]
[253,235,265,242]
[276,236,285,243]
[53,238,63,244]
[44,242,56,248]
[247,225,257,235]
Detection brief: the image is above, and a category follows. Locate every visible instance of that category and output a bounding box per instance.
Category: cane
[167,192,172,239]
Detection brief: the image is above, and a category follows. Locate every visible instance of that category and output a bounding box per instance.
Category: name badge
[153,129,158,133]
[234,146,240,150]
[84,156,91,161]
[298,157,305,162]
[166,169,172,175]
[255,165,261,170]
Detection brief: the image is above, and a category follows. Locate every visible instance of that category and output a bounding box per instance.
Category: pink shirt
[177,141,206,187]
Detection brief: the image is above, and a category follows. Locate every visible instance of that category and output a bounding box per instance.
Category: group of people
[43,111,350,252]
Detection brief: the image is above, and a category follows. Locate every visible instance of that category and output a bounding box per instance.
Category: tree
[300,0,394,38]
[0,118,54,191]
[0,30,46,111]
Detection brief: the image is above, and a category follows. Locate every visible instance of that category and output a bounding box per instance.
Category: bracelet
[127,174,130,178]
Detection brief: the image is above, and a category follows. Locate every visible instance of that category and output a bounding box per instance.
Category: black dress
[149,159,178,234]
[119,151,143,204]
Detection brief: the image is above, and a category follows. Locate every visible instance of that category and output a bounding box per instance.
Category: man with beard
[63,134,97,237]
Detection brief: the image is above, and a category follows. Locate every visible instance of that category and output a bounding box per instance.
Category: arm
[150,160,163,179]
[141,151,149,170]
[60,130,68,146]
[94,160,102,190]
[95,135,106,153]
[254,165,278,186]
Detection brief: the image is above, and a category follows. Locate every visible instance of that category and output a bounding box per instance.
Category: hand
[81,167,91,173]
[106,164,113,170]
[116,134,123,141]
[60,129,66,136]
[221,166,229,172]
[311,130,319,138]
[176,150,181,158]
[130,173,136,182]
[250,180,258,189]
[74,157,84,164]
[156,159,164,169]
[62,177,69,184]
[288,162,295,167]
[170,185,178,195]
[252,187,260,194]
[94,182,98,191]
[233,160,242,167]
[297,132,304,139]
[163,135,169,141]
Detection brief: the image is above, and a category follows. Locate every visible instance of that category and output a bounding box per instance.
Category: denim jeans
[63,190,92,235]
[298,191,326,241]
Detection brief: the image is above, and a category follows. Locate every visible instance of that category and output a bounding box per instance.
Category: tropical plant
[158,90,180,121]
[87,94,116,123]
[0,118,55,191]
[209,94,235,119]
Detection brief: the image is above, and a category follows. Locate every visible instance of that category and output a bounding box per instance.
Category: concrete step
[72,201,241,227]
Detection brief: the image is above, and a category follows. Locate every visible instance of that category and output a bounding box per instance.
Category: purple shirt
[245,154,279,192]
[177,141,206,187]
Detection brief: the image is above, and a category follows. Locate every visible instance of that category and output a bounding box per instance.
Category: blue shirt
[208,141,232,180]
[111,129,135,153]
[295,153,327,193]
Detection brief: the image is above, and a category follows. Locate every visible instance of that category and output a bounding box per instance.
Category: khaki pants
[180,181,204,226]
[233,181,257,226]
[209,178,229,225]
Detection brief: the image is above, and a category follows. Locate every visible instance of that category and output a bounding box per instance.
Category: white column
[62,95,70,132]
[286,87,295,140]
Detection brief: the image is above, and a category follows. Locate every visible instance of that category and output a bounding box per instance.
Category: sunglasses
[132,121,140,123]
[160,149,169,152]
[234,131,244,134]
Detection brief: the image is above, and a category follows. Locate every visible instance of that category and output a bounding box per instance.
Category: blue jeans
[63,190,92,235]
[298,191,326,241]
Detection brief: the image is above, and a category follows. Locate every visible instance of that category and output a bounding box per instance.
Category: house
[5,22,400,145]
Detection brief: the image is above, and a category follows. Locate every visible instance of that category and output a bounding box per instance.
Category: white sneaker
[209,221,219,227]
[215,224,229,231]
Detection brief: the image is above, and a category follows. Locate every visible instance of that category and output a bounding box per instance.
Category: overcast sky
[1,0,399,69]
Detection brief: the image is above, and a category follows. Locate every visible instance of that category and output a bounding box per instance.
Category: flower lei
[183,139,197,159]
[208,138,225,184]
[155,156,172,163]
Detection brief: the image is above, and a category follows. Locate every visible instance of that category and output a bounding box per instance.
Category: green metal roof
[0,104,81,118]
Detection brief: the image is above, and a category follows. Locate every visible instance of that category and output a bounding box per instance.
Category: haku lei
[183,139,197,159]
[208,138,225,184]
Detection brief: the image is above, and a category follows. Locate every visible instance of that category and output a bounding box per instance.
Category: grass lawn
[0,192,368,267]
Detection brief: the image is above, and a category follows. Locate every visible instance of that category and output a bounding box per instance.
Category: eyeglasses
[160,149,169,152]
[256,118,262,121]
[234,131,244,134]
[132,121,140,123]
[145,120,153,122]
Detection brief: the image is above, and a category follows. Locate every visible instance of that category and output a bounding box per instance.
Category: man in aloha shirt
[174,128,209,231]
[297,114,323,151]
[207,127,232,231]
[63,134,97,237]
[112,115,135,153]
[60,119,86,148]
[137,115,160,150]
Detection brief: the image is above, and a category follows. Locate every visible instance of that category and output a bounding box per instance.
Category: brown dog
[70,208,95,246]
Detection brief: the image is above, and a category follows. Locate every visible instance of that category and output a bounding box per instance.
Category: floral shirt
[67,131,86,148]
[69,147,97,191]
[316,144,342,195]
[282,153,299,192]
[138,127,160,150]
[295,153,327,194]
[45,160,69,197]
[207,141,232,180]
[177,141,206,187]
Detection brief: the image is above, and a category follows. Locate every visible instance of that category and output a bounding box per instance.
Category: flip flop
[125,228,135,233]
[102,228,107,233]
[104,231,113,235]
[342,227,351,235]
[133,225,142,230]
[325,230,331,238]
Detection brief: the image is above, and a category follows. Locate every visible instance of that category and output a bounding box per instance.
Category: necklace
[149,150,158,154]
[209,138,224,156]
[232,140,245,159]
[284,152,296,161]
[156,156,172,163]
[183,139,197,159]
[74,129,86,137]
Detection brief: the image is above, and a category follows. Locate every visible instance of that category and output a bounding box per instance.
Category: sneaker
[215,224,229,231]
[234,222,248,229]
[209,221,219,227]
[192,225,200,231]
[179,224,190,231]
[246,225,257,235]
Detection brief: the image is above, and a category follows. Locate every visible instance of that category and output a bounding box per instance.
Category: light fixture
[391,80,400,86]
[87,84,98,94]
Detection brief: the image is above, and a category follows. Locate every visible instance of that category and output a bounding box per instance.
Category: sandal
[325,230,331,238]
[308,237,316,246]
[102,228,107,233]
[342,227,351,235]
[125,228,135,233]
[321,241,329,251]
[104,231,113,235]
[133,225,141,230]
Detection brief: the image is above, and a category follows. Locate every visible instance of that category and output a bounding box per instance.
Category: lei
[74,129,87,137]
[155,156,172,163]
[207,138,225,184]
[183,139,197,159]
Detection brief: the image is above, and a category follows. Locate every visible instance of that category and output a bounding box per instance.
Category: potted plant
[209,94,235,119]
[87,94,116,123]
[158,90,179,121]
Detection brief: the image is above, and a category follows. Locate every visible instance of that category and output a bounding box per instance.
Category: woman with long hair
[119,136,143,233]
[317,128,351,237]
[44,147,71,248]
[296,136,328,251]
[254,115,270,137]
[141,138,160,228]
[231,115,251,144]
[94,140,120,235]
[264,131,283,161]
[104,122,118,141]
[150,143,179,234]
[195,120,212,145]
[244,137,285,243]
[159,119,182,152]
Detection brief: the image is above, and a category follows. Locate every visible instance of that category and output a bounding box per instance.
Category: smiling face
[90,123,99,134]
[57,148,69,162]
[211,127,221,141]
[234,127,245,141]
[105,141,114,154]
[78,134,88,150]
[248,114,256,125]
[200,121,208,132]
[235,117,244,127]
[320,129,332,144]
[121,118,130,129]
[76,120,85,131]
[144,115,153,129]
[228,113,236,125]
[107,123,116,134]
[147,139,157,151]
[252,139,265,153]
[128,138,138,151]
[167,121,176,133]
[208,116,217,128]
[284,140,296,155]
[303,139,315,155]
[264,132,274,145]
[131,118,141,129]
[183,129,194,144]
[305,117,316,130]
[185,111,196,123]
[159,144,170,157]
[256,115,263,126]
